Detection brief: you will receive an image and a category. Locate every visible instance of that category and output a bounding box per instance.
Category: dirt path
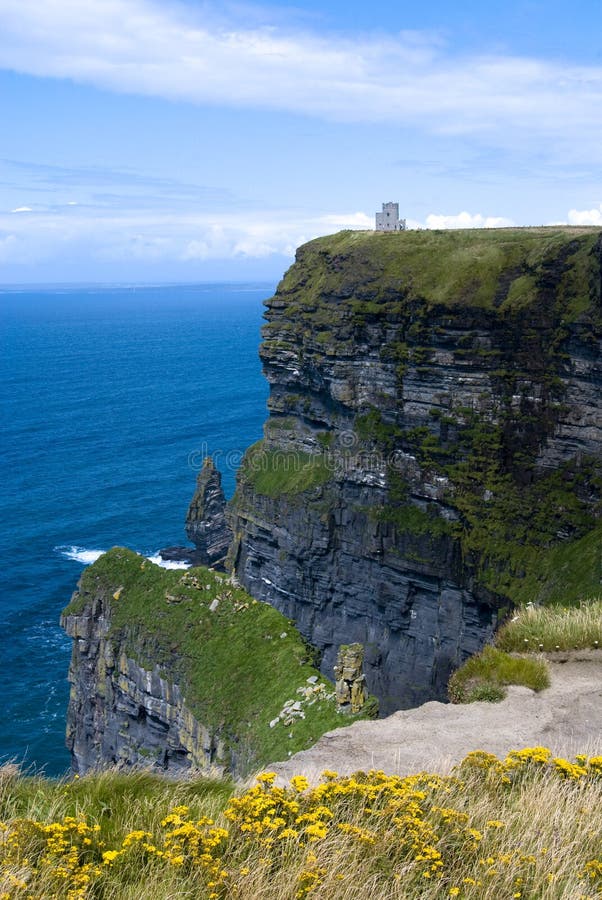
[269,656,602,783]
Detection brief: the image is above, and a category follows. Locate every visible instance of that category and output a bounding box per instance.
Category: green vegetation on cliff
[275,226,601,317]
[259,227,602,609]
[449,598,601,703]
[239,441,332,497]
[354,402,601,607]
[63,549,362,774]
[448,646,550,703]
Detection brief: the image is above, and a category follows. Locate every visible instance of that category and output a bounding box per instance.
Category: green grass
[275,226,601,317]
[63,549,368,774]
[2,750,602,900]
[496,598,602,652]
[0,766,233,851]
[242,442,332,497]
[502,525,602,607]
[448,645,550,703]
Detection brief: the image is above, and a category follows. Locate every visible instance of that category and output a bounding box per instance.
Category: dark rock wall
[61,589,222,775]
[227,229,602,713]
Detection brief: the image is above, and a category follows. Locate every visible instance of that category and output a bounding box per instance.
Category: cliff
[226,227,602,713]
[61,548,360,776]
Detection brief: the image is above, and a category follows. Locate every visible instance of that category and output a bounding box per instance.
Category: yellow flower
[290,775,310,793]
[256,772,276,785]
[552,758,588,779]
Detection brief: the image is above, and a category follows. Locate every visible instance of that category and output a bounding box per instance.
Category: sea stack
[185,457,232,568]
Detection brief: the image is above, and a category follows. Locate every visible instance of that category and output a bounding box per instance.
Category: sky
[0,0,601,282]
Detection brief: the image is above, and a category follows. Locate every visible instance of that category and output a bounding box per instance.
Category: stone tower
[375,201,406,232]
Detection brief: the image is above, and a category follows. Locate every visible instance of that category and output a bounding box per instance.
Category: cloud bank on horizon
[0,0,600,280]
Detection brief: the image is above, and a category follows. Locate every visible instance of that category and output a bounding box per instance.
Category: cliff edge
[269,653,602,783]
[61,548,364,776]
[225,227,602,713]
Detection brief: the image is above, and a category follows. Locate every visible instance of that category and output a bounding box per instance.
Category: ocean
[0,283,272,776]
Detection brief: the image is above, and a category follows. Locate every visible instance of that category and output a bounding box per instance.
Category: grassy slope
[496,598,602,652]
[503,526,602,607]
[1,749,601,899]
[63,549,361,773]
[240,443,332,497]
[278,226,601,316]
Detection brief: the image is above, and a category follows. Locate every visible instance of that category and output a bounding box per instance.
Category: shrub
[448,645,550,703]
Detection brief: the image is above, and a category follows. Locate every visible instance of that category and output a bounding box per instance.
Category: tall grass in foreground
[496,599,602,652]
[1,748,601,899]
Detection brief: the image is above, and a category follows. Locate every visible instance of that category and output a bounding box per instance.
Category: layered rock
[61,578,223,775]
[226,228,602,714]
[185,457,232,568]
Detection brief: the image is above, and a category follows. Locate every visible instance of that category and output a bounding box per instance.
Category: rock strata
[185,457,232,568]
[224,228,602,714]
[61,585,221,775]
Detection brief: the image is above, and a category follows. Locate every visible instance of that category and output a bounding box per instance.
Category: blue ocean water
[0,284,271,776]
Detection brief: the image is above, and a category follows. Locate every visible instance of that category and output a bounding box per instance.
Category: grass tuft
[448,646,550,703]
[496,598,602,652]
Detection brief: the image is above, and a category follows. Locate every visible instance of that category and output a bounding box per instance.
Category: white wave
[57,545,191,569]
[147,555,190,570]
[57,545,105,565]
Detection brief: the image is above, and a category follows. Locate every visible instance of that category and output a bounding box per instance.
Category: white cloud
[0,207,353,267]
[0,0,600,153]
[567,204,602,226]
[0,200,595,273]
[425,211,515,229]
[11,206,32,213]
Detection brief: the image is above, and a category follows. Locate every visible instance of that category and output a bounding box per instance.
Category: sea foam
[57,546,105,565]
[57,546,190,570]
[146,555,190,570]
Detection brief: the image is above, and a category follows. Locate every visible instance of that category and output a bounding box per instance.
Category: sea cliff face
[61,587,221,775]
[226,228,602,712]
[61,548,355,776]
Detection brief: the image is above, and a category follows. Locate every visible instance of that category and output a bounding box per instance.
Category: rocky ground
[268,653,602,783]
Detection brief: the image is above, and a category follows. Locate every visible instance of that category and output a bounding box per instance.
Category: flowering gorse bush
[1,747,601,899]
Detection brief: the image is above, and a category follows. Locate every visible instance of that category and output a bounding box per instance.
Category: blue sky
[0,0,601,282]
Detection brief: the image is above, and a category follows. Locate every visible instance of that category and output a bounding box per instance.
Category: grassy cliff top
[63,549,361,773]
[273,227,601,318]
